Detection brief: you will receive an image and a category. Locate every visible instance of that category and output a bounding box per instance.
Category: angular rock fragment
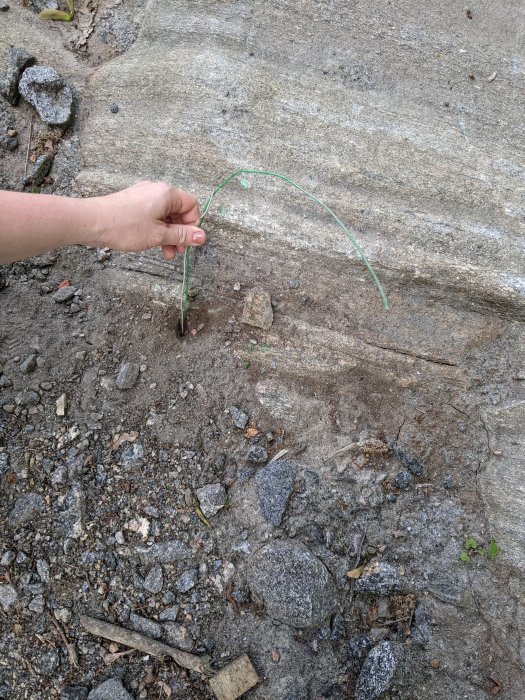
[24,153,53,187]
[254,458,296,525]
[87,678,134,700]
[54,482,84,539]
[195,483,226,517]
[354,641,397,700]
[52,286,76,303]
[354,560,400,595]
[143,564,163,594]
[0,583,18,612]
[116,362,140,390]
[248,540,336,628]
[19,66,73,127]
[241,288,273,330]
[228,406,248,429]
[209,654,260,700]
[175,568,198,593]
[0,47,35,105]
[8,492,44,527]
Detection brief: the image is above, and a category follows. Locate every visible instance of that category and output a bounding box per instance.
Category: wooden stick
[49,614,79,668]
[80,615,212,676]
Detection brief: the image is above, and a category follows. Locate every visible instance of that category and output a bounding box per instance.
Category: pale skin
[0,181,206,265]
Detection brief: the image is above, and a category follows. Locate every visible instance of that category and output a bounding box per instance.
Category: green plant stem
[180,168,389,332]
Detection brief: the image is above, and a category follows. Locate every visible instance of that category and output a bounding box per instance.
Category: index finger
[168,187,201,225]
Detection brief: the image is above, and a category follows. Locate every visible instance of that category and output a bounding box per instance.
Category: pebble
[16,390,40,406]
[18,66,74,128]
[115,362,140,390]
[248,540,336,628]
[0,584,18,612]
[20,353,37,374]
[394,471,413,490]
[233,282,241,291]
[143,564,163,594]
[28,594,44,613]
[135,540,193,564]
[52,286,76,303]
[56,393,67,416]
[162,622,194,651]
[61,688,88,700]
[0,551,15,566]
[228,406,248,429]
[195,483,227,517]
[37,649,60,676]
[8,492,44,527]
[246,445,268,463]
[128,613,161,639]
[24,153,53,187]
[254,458,296,526]
[87,679,134,700]
[110,103,119,113]
[442,475,455,489]
[354,561,401,595]
[0,5,10,11]
[120,442,144,465]
[0,47,35,106]
[354,641,397,700]
[175,568,198,593]
[54,482,84,539]
[241,287,273,330]
[159,604,179,622]
[36,558,50,583]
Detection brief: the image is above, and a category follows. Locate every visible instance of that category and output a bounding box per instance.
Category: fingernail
[192,229,205,243]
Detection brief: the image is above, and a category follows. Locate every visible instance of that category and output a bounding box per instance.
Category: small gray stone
[254,459,296,526]
[144,564,163,594]
[0,375,12,388]
[16,390,40,406]
[19,66,73,128]
[120,442,144,465]
[128,613,161,639]
[162,622,194,651]
[24,153,53,187]
[195,483,226,517]
[61,688,88,700]
[0,47,36,105]
[248,540,336,628]
[37,649,60,676]
[136,540,193,564]
[246,445,268,463]
[116,362,140,390]
[87,679,134,700]
[28,593,44,613]
[110,103,119,113]
[36,558,50,583]
[354,641,397,700]
[175,568,197,593]
[52,286,76,303]
[159,604,179,622]
[354,561,400,595]
[8,492,44,527]
[54,482,84,539]
[394,471,413,490]
[20,353,37,374]
[0,453,9,474]
[228,406,248,429]
[0,584,18,612]
[0,551,15,566]
[241,287,273,330]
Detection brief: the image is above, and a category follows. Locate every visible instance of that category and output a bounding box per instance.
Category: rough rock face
[18,66,73,127]
[247,540,336,628]
[254,458,296,525]
[354,642,397,700]
[0,47,35,105]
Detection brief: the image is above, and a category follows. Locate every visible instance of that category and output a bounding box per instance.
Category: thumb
[162,223,206,248]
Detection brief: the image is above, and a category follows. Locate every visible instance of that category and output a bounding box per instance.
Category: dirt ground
[1,2,525,699]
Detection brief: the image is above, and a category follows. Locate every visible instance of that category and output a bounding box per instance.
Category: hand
[94,181,205,259]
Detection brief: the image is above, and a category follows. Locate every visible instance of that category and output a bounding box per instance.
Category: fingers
[166,187,200,225]
[162,223,206,248]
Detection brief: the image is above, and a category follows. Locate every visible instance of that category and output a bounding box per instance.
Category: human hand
[93,181,205,259]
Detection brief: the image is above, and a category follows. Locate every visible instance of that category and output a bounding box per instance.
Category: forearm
[0,191,102,264]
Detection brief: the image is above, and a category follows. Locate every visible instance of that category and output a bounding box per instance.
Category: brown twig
[80,615,212,676]
[48,614,79,668]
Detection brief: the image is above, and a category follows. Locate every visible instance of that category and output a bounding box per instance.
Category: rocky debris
[128,613,161,639]
[115,362,140,390]
[52,286,76,303]
[254,458,296,525]
[8,492,44,527]
[0,584,18,612]
[0,47,36,105]
[248,540,336,628]
[18,66,73,128]
[87,678,134,700]
[159,604,179,621]
[54,482,84,539]
[394,471,413,490]
[354,642,397,700]
[196,483,227,517]
[228,406,248,429]
[209,655,260,700]
[143,564,163,594]
[136,540,193,564]
[241,287,273,330]
[37,649,60,676]
[19,353,37,374]
[56,393,67,416]
[388,440,424,476]
[162,622,194,651]
[354,561,401,595]
[24,153,53,187]
[175,568,198,592]
[246,445,268,463]
[61,688,88,700]
[120,442,144,466]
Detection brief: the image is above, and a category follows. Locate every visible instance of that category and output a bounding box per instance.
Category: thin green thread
[180,168,389,332]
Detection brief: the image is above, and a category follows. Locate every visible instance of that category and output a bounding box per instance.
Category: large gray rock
[254,458,296,525]
[247,540,336,628]
[354,642,397,700]
[8,492,44,527]
[18,66,73,127]
[87,679,134,700]
[0,47,35,105]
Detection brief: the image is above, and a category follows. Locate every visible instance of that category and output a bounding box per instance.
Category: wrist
[72,195,108,248]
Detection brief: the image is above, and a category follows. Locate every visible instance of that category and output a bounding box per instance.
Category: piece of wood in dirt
[208,654,260,700]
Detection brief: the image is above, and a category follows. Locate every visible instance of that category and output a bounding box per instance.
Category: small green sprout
[460,537,501,564]
[486,539,501,561]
